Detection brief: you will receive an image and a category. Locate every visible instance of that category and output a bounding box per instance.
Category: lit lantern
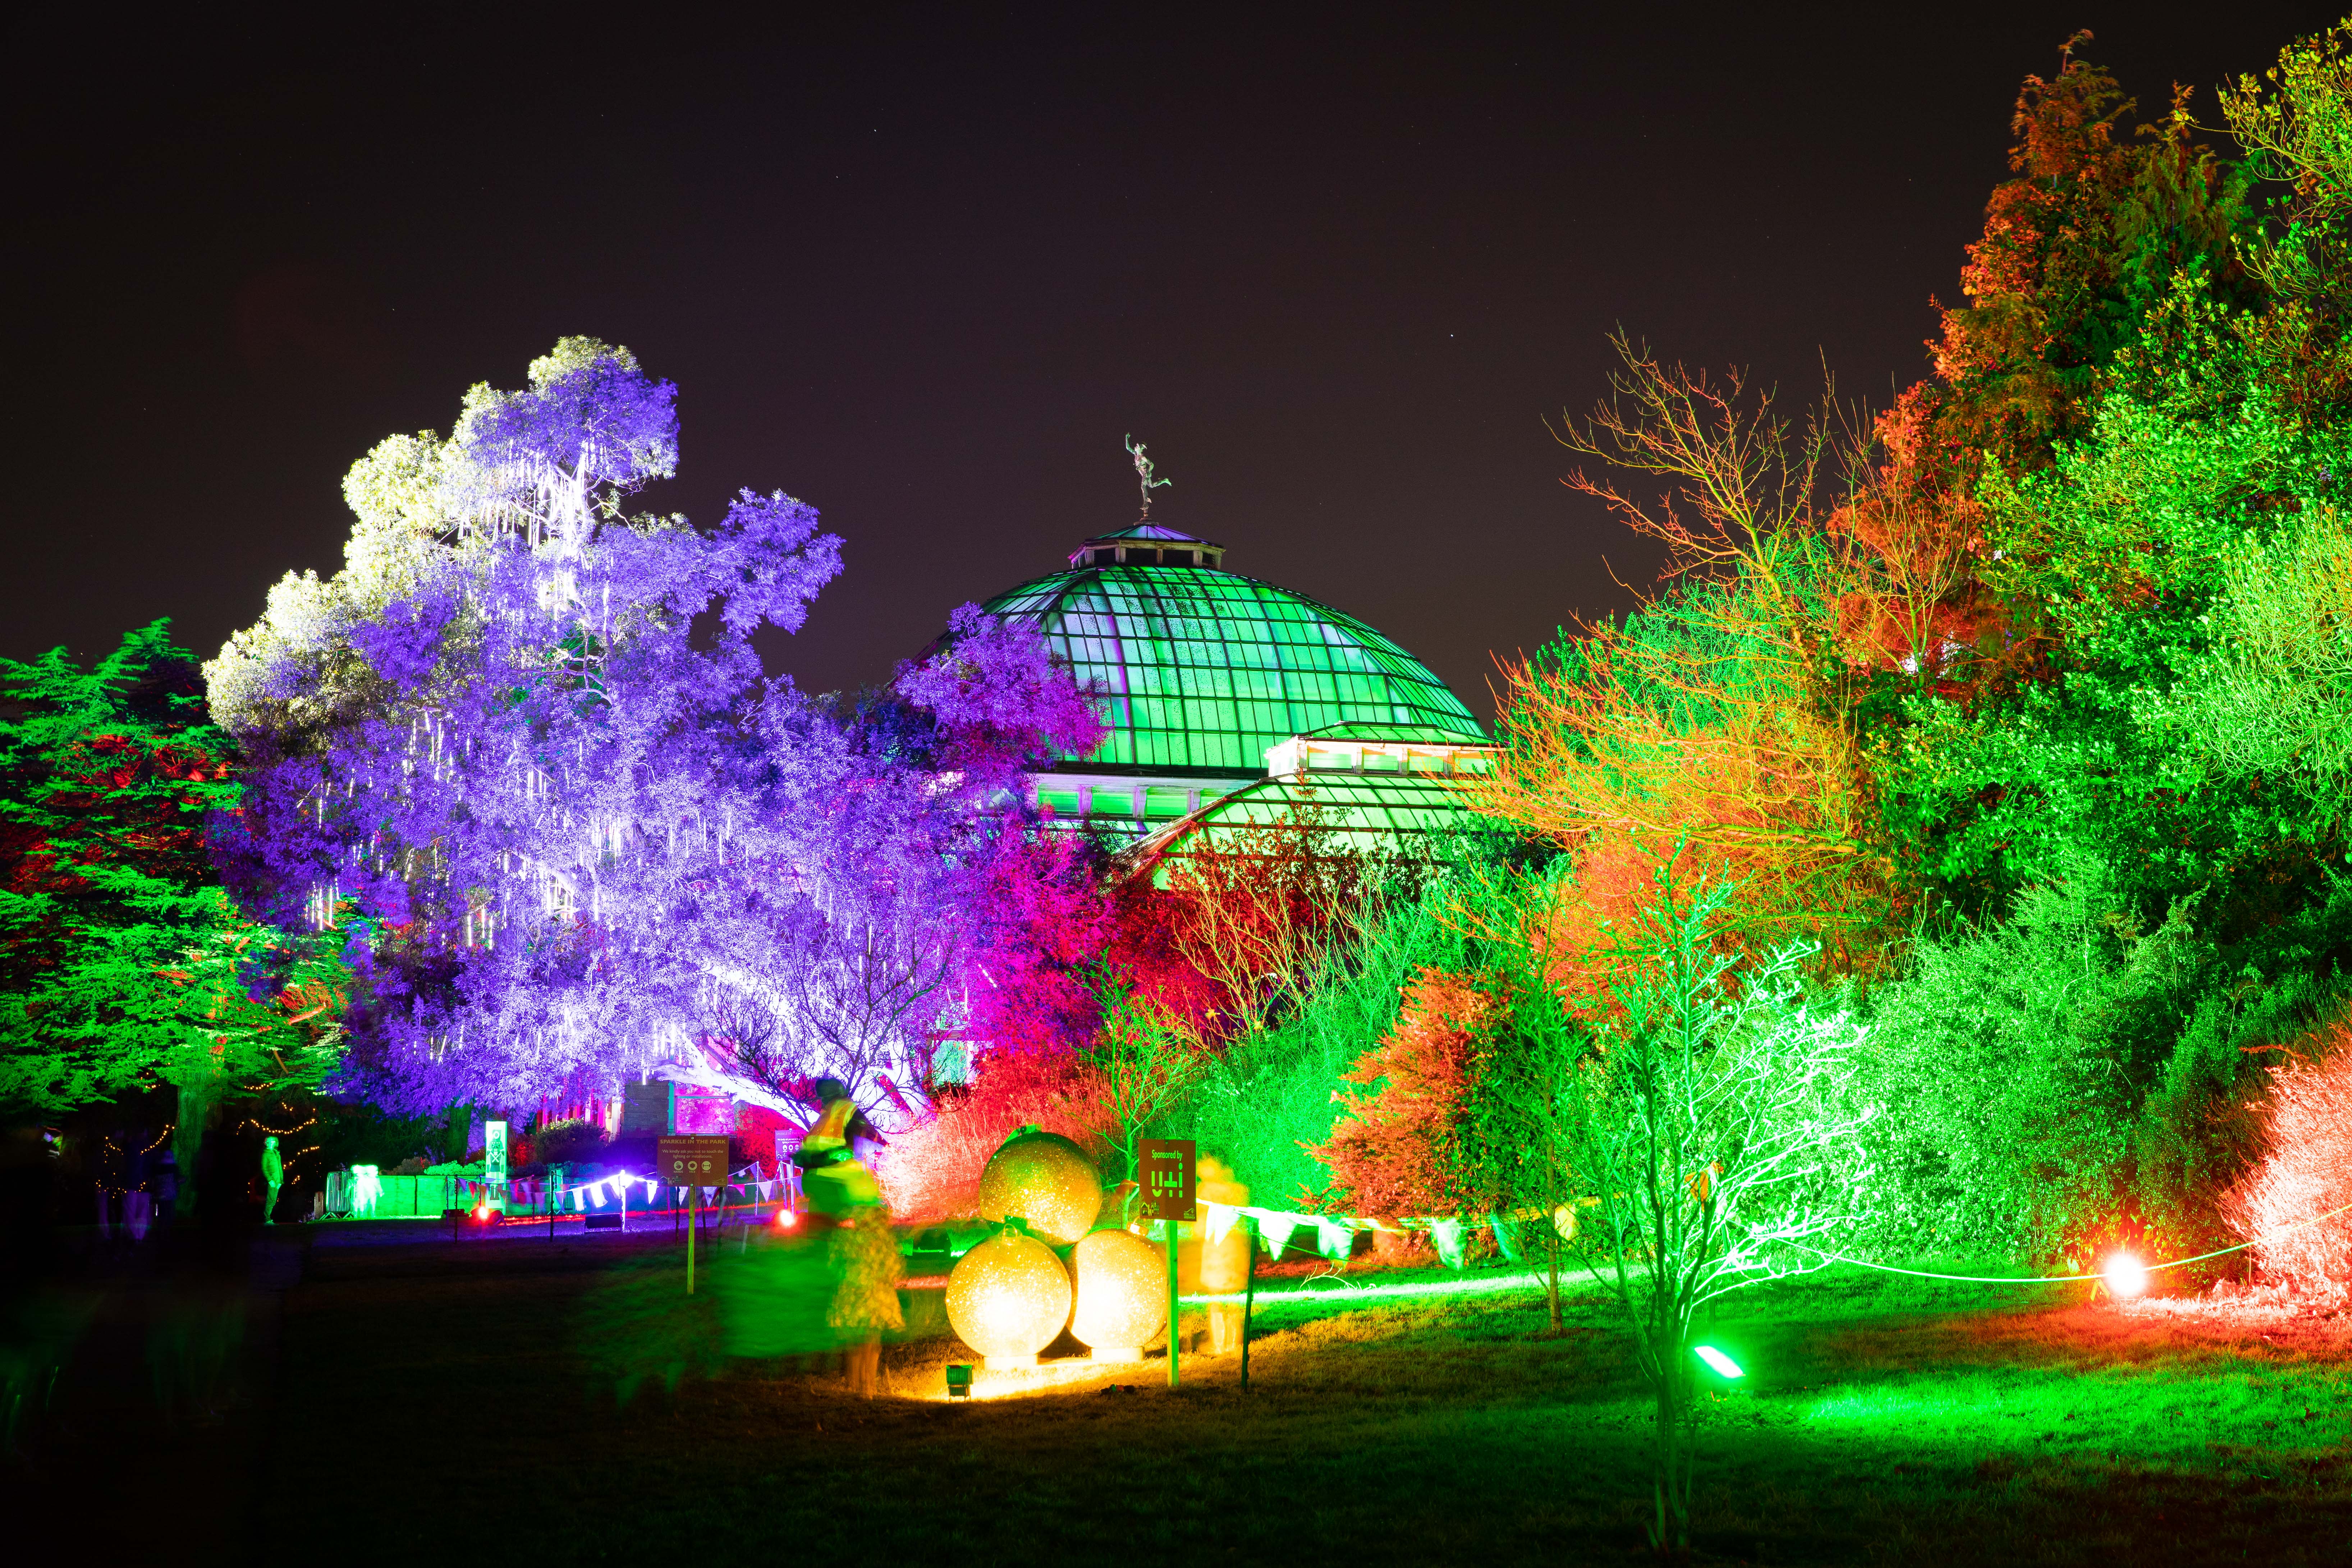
[1068,1228,1166,1361]
[945,1227,1073,1369]
[977,1128,1102,1247]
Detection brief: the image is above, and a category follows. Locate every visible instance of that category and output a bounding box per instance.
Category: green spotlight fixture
[945,1364,974,1400]
[1693,1345,1744,1379]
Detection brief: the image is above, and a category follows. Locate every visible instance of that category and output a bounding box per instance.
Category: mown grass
[14,1229,2351,1564]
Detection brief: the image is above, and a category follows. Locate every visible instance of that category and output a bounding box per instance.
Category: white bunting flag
[1203,1201,1241,1247]
[1252,1209,1299,1258]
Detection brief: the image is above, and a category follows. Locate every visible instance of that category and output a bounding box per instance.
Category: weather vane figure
[1125,434,1171,523]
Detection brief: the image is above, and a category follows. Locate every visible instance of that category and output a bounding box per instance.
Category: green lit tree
[0,623,347,1206]
[1563,853,1871,1555]
[1454,861,1586,1336]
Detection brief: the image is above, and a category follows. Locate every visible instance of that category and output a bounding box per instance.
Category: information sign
[659,1134,730,1187]
[484,1120,508,1211]
[1136,1138,1196,1222]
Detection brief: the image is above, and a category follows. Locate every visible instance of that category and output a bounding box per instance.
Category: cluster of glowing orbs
[1068,1228,1167,1360]
[2103,1252,2149,1298]
[945,1228,1073,1369]
[977,1129,1101,1246]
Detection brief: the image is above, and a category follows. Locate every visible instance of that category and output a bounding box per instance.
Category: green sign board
[485,1120,508,1210]
[1137,1137,1196,1222]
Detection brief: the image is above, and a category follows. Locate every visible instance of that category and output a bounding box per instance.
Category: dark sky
[6,6,2338,726]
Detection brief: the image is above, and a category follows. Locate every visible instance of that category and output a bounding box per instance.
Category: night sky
[7,6,2337,727]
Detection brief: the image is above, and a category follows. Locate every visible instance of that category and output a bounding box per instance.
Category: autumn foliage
[1311,966,1497,1218]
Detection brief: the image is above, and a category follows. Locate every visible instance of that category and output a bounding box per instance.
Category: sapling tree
[1564,853,1871,1554]
[1066,978,1207,1183]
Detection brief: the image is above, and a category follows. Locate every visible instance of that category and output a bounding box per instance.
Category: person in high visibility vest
[793,1079,899,1396]
[792,1078,877,1172]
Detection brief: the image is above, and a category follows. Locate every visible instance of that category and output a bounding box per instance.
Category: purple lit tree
[209,339,1101,1125]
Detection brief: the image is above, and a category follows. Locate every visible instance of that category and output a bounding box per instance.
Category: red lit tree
[1311,966,1498,1219]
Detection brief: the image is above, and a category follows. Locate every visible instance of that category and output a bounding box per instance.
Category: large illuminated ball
[977,1128,1101,1247]
[1068,1228,1167,1361]
[945,1228,1073,1369]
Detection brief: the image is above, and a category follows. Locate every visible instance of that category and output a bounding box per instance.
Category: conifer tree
[1,623,345,1205]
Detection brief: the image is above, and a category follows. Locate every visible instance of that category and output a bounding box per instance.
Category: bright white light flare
[2103,1252,2149,1298]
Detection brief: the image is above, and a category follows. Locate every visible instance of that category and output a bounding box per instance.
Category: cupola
[1067,523,1226,571]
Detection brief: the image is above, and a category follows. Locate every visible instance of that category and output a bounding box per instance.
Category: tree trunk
[445,1104,472,1164]
[1546,1227,1562,1335]
[174,1076,215,1220]
[1650,1351,1693,1555]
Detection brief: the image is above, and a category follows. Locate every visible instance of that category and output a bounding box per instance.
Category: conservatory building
[955,522,1498,854]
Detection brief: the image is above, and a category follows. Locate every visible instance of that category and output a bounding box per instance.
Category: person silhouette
[261,1136,284,1224]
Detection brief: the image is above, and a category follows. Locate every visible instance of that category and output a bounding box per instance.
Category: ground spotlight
[1693,1345,1744,1379]
[775,1207,798,1229]
[2103,1252,2148,1298]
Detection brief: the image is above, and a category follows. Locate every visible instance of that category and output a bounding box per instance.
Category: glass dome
[975,530,1485,775]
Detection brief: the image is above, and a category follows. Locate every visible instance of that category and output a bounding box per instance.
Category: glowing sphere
[2103,1252,2149,1298]
[945,1228,1072,1368]
[977,1129,1101,1247]
[1068,1228,1167,1360]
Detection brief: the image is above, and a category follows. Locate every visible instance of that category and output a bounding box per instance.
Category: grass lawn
[11,1223,2352,1564]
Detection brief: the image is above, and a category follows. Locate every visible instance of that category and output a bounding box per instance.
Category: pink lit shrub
[876,1051,1111,1222]
[2220,1020,2352,1292]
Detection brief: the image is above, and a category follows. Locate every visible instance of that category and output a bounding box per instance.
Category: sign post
[1136,1138,1196,1389]
[658,1135,729,1294]
[1240,1216,1258,1393]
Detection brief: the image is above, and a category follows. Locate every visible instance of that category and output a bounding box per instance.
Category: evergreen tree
[0,622,345,1207]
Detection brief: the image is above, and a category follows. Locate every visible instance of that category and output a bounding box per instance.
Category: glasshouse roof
[1129,770,1502,865]
[975,547,1486,776]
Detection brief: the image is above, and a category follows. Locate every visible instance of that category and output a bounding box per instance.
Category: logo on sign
[1136,1137,1197,1222]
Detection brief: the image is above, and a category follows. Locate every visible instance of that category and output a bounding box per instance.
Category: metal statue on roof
[1124,433,1172,523]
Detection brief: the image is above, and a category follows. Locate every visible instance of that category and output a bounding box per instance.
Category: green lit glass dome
[976,525,1485,775]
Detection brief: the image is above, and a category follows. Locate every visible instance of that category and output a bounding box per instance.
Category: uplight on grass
[1693,1345,1744,1379]
[2103,1252,2149,1299]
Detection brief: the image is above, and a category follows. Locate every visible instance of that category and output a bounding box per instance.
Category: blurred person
[260,1136,284,1224]
[796,1081,900,1395]
[1198,1156,1251,1354]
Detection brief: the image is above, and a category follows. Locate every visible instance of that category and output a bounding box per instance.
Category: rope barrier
[1161,1197,2352,1301]
[1795,1196,2352,1285]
